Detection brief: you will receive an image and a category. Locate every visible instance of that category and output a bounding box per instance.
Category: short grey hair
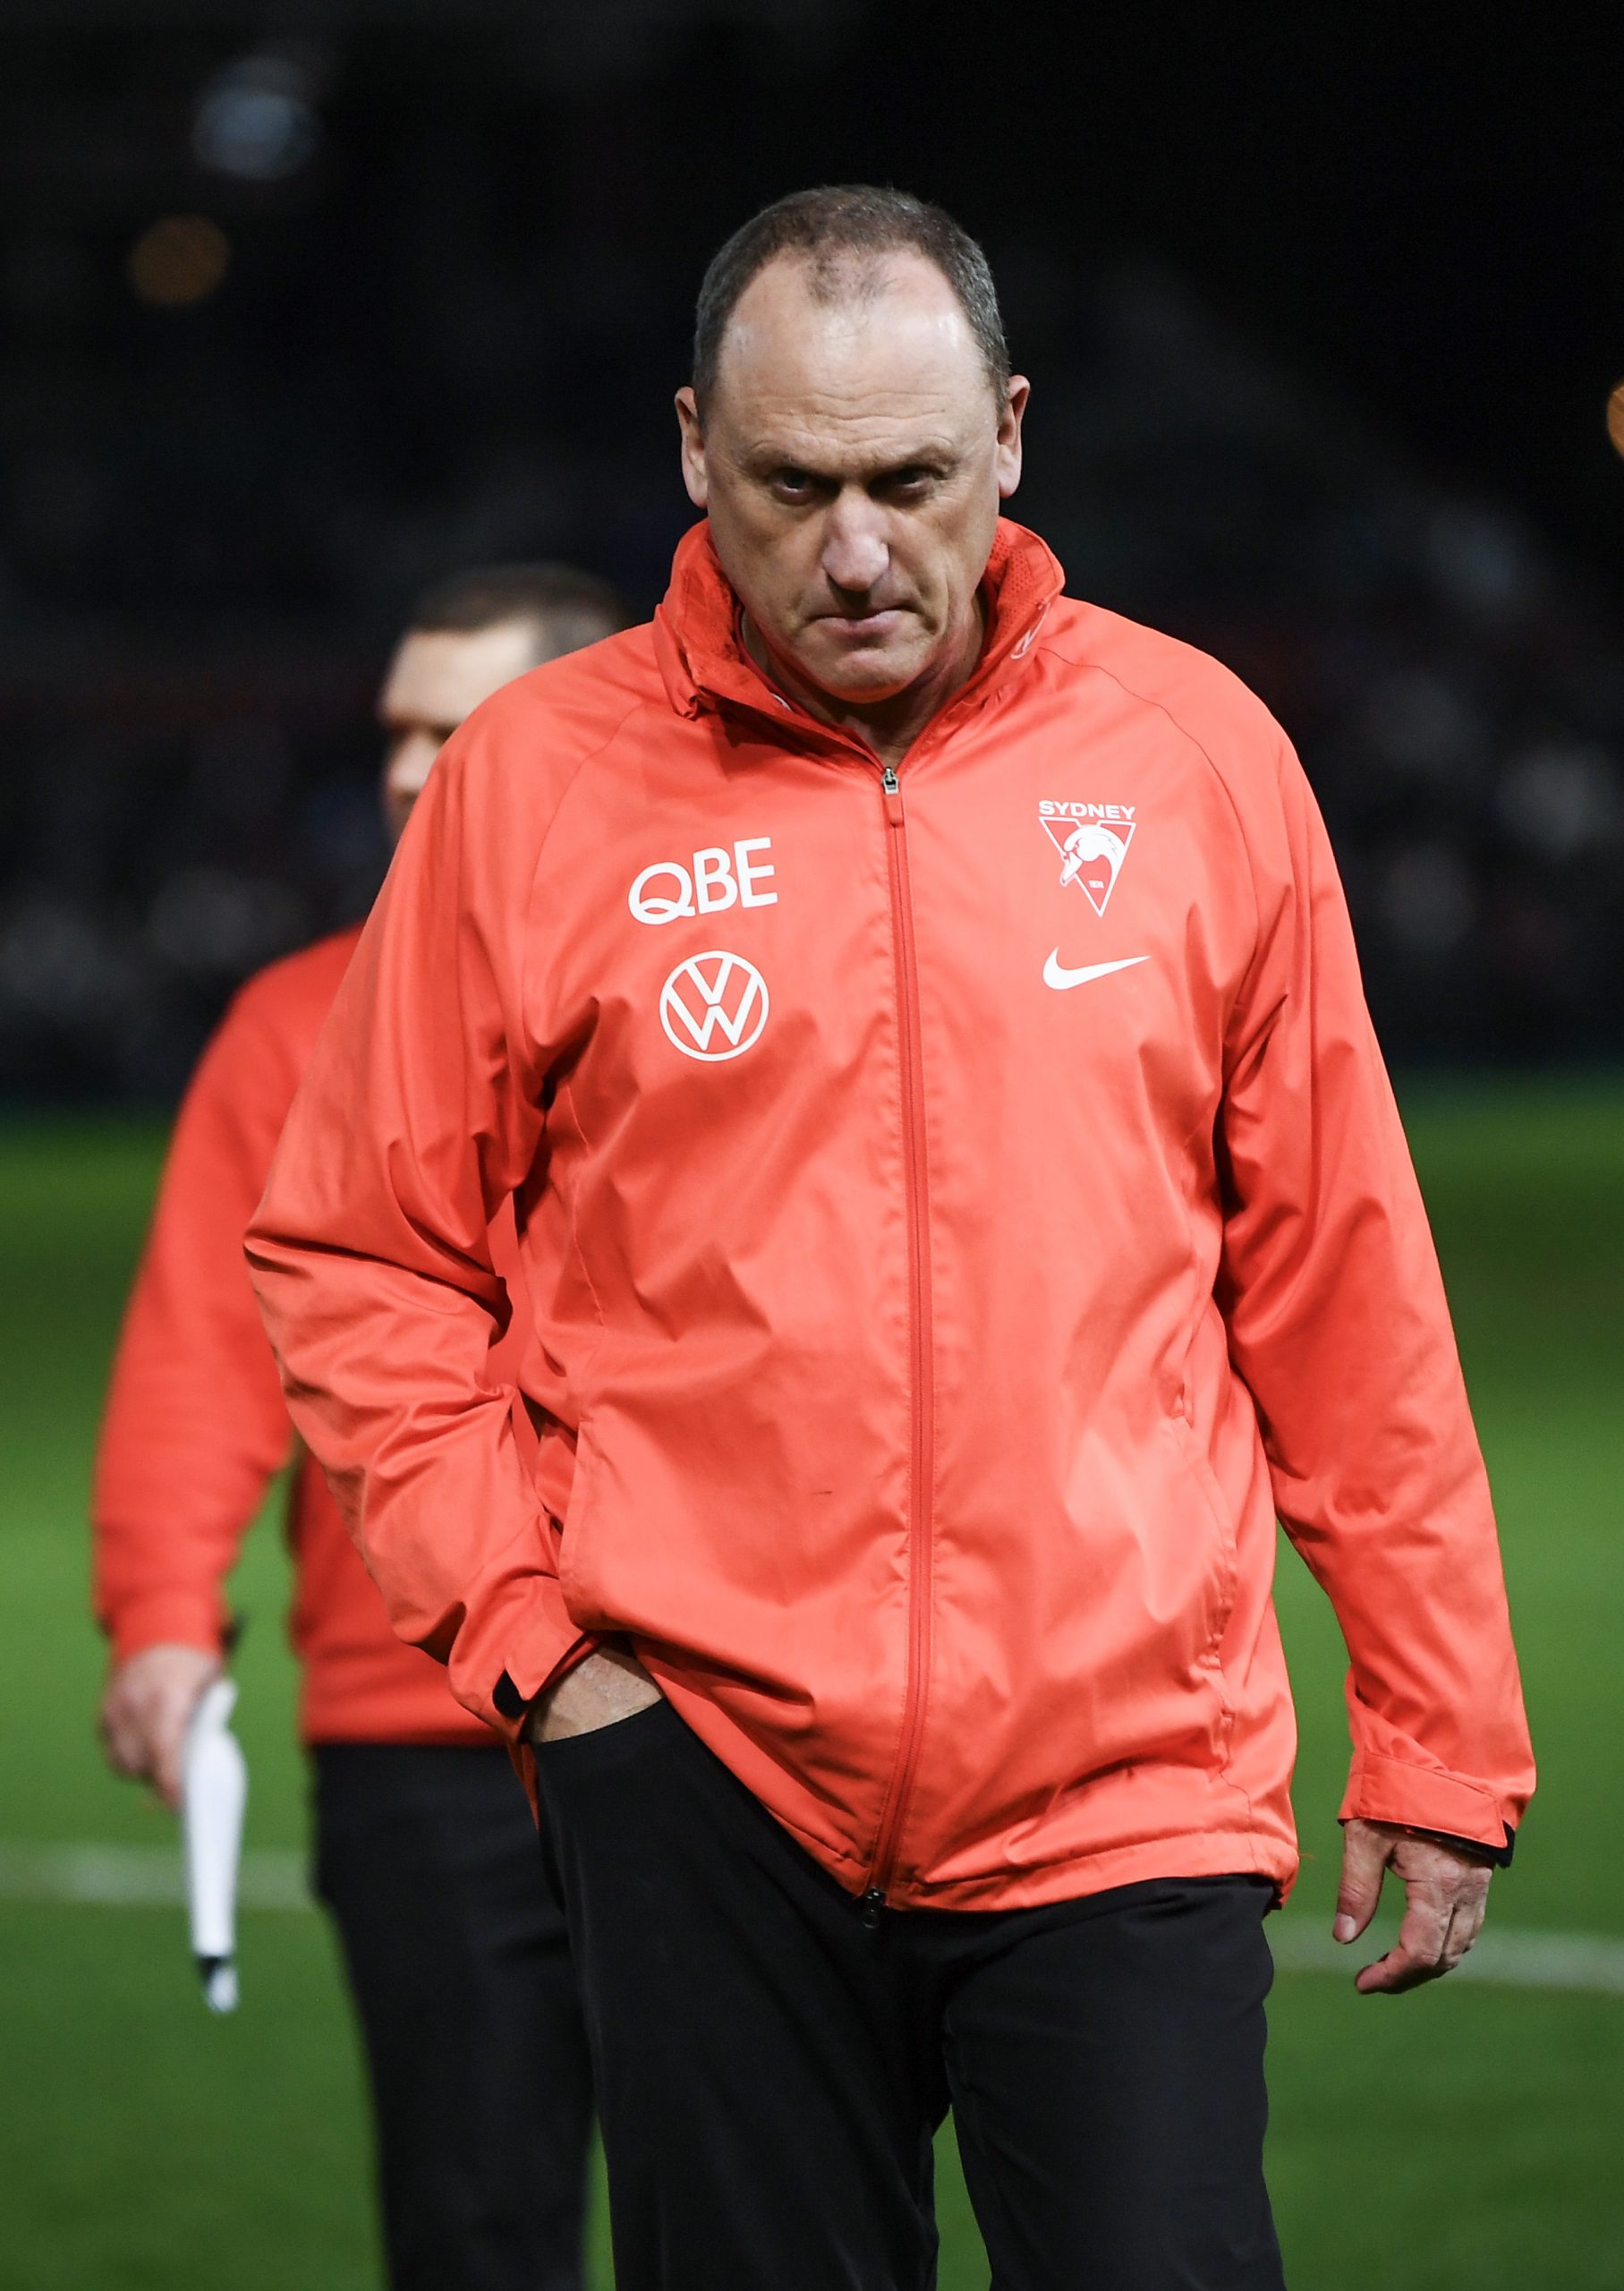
[692,183,1010,418]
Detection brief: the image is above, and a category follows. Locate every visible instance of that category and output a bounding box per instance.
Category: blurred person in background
[249,189,1534,2291]
[92,562,627,2291]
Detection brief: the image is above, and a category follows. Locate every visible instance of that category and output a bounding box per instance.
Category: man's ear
[996,375,1030,501]
[676,387,709,510]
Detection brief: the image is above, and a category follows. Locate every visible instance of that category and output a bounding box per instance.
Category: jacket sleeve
[1216,737,1535,1852]
[92,988,302,1662]
[245,721,597,1738]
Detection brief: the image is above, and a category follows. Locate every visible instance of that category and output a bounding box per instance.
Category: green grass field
[2,1083,1620,2287]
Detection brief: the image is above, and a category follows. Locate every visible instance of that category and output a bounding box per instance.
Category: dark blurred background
[4,3,1623,1104]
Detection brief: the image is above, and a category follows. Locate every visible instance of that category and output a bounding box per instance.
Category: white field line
[1267,1919,1624,1994]
[0,1841,310,1912]
[2,1841,1621,1997]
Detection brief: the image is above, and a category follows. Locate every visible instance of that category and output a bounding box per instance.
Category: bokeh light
[191,54,322,183]
[126,216,230,308]
[1609,380,1624,460]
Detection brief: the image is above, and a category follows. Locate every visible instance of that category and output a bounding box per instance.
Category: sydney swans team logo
[1038,801,1136,916]
[659,950,769,1062]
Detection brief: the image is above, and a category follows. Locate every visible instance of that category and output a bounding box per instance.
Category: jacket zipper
[862,761,935,1923]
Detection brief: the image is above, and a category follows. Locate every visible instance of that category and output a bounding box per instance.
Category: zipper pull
[880,765,904,824]
[859,1886,887,1929]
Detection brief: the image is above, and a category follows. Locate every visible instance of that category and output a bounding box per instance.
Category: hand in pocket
[526,1645,662,1746]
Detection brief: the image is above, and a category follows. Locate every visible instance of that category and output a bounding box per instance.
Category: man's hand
[525,1645,662,1747]
[1334,1817,1493,1994]
[99,1643,221,1810]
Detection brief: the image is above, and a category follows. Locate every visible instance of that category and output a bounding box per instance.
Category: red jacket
[93,927,506,1746]
[249,519,1534,1908]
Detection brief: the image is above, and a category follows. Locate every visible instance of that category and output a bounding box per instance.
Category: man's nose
[819,499,889,596]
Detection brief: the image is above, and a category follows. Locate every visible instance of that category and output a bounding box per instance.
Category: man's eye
[769,470,814,498]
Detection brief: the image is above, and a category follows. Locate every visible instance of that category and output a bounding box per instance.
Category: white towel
[181,1677,247,2012]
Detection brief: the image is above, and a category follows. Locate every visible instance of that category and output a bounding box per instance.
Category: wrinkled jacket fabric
[94,927,514,1746]
[249,519,1534,1910]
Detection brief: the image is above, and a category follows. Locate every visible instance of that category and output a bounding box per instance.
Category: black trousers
[312,1742,594,2291]
[539,1700,1285,2291]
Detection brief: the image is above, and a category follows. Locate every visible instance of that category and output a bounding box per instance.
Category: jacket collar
[651,517,1066,743]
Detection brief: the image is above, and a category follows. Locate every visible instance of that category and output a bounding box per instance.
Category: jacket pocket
[1164,1403,1242,1664]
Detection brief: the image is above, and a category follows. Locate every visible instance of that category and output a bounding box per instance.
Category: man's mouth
[816,607,906,641]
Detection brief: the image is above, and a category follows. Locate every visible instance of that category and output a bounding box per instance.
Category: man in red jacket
[249,191,1535,2290]
[94,561,625,2291]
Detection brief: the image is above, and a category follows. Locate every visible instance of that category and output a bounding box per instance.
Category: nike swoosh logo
[1042,951,1149,991]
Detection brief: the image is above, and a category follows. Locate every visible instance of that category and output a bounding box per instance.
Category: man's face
[377,617,548,844]
[677,251,1027,709]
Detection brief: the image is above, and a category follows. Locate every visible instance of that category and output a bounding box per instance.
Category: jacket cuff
[491,1635,601,1725]
[104,1588,229,1666]
[1387,1822,1517,1869]
[448,1571,600,1745]
[1339,1748,1510,1856]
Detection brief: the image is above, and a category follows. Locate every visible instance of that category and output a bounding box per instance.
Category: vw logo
[659,950,769,1062]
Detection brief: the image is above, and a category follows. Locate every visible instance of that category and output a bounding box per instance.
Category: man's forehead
[736,405,965,481]
[713,251,991,428]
